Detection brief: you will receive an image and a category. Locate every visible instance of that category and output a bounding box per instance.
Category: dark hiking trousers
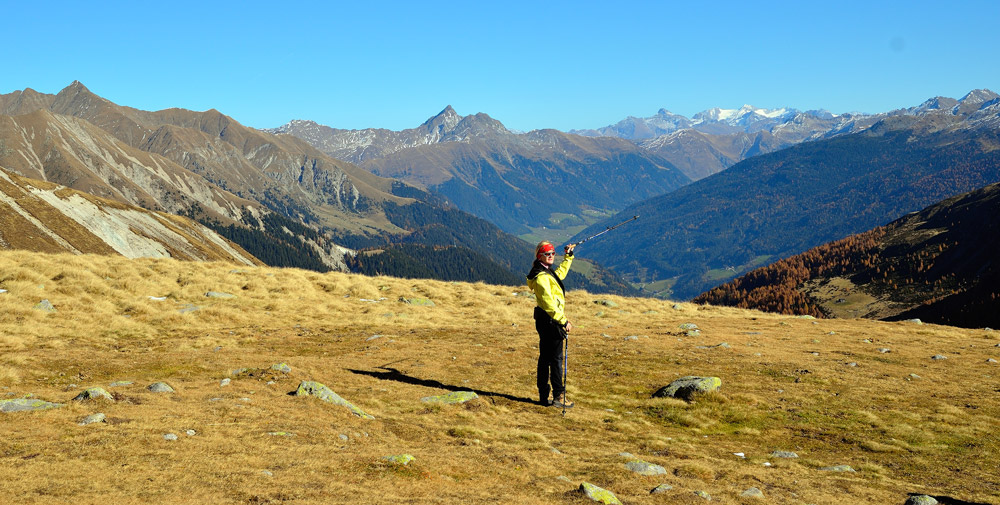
[535,309,566,404]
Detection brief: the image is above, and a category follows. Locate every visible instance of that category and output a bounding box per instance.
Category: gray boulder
[905,495,938,505]
[653,376,722,401]
[625,459,666,476]
[147,382,175,393]
[73,387,114,402]
[0,398,65,413]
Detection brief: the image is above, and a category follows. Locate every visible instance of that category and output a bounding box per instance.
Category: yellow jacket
[526,256,574,326]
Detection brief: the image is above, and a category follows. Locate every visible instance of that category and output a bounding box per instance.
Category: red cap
[537,243,555,259]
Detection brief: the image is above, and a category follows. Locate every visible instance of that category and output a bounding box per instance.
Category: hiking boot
[552,394,574,408]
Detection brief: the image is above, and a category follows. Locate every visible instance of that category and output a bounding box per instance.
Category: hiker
[526,240,575,408]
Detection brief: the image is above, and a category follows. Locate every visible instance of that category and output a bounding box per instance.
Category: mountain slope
[0,166,259,264]
[1,82,410,235]
[572,93,1000,301]
[270,108,690,235]
[694,181,1000,329]
[0,84,641,292]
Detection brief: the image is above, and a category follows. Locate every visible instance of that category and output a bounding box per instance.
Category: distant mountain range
[694,181,1000,329]
[570,89,1000,300]
[268,108,690,235]
[572,90,1000,180]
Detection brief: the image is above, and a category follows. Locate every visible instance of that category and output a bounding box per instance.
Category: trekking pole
[562,335,568,417]
[569,215,639,248]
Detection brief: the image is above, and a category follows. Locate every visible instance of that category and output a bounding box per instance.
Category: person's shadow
[347,367,537,405]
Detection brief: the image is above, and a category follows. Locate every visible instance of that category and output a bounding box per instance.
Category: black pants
[535,308,566,403]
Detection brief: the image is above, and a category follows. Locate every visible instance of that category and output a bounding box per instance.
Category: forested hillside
[695,181,1000,328]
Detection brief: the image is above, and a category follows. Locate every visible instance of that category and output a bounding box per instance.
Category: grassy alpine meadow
[1,250,998,504]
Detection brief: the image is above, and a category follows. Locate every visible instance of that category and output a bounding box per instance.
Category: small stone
[624,459,667,476]
[420,391,478,404]
[679,323,698,330]
[399,297,434,306]
[847,362,858,367]
[931,355,947,360]
[79,413,106,425]
[987,358,998,363]
[694,490,712,500]
[33,299,56,312]
[186,430,196,436]
[270,363,291,373]
[73,387,114,402]
[163,433,178,441]
[147,382,175,393]
[594,299,618,307]
[339,434,349,441]
[733,452,745,458]
[770,450,799,458]
[650,484,673,494]
[204,291,235,299]
[220,378,231,387]
[109,381,133,387]
[741,487,765,498]
[261,470,273,477]
[819,465,855,472]
[383,454,415,465]
[579,482,623,504]
[878,348,891,353]
[624,335,639,341]
[366,334,383,341]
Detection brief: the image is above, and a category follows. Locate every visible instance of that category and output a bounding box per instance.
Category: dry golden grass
[1,250,998,504]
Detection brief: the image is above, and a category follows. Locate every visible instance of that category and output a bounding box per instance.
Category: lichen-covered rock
[905,495,938,505]
[770,450,799,459]
[579,482,622,505]
[294,381,374,419]
[624,459,666,476]
[383,454,415,465]
[650,484,673,494]
[79,413,107,425]
[0,398,65,413]
[741,487,764,498]
[652,376,722,401]
[679,323,698,330]
[270,363,292,373]
[73,387,114,402]
[594,299,618,307]
[34,299,56,312]
[420,391,478,404]
[819,464,856,472]
[400,297,434,306]
[147,382,175,393]
[204,291,235,299]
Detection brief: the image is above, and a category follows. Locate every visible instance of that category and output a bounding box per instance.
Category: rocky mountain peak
[959,89,999,105]
[422,105,462,132]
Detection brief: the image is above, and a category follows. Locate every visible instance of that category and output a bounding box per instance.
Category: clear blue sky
[4,1,998,132]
